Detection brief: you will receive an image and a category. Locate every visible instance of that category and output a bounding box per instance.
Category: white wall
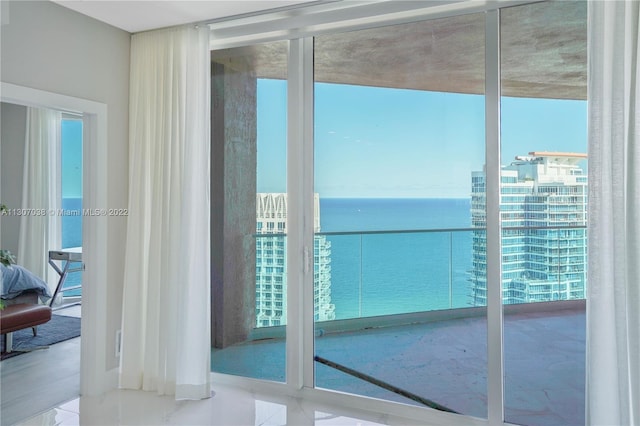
[0,102,27,256]
[1,0,130,370]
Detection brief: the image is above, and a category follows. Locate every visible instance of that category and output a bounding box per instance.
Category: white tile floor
[18,385,406,426]
[10,300,406,426]
[1,304,83,425]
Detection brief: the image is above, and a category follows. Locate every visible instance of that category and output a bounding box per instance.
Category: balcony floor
[213,305,585,426]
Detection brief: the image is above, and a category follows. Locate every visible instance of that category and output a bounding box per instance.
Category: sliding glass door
[210,2,587,424]
[210,41,289,382]
[312,14,488,417]
[499,3,587,425]
[60,116,83,300]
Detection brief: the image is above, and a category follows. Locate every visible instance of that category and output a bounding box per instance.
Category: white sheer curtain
[18,107,61,291]
[587,2,640,425]
[119,25,211,400]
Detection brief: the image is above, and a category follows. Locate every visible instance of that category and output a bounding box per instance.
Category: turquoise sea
[62,197,83,249]
[60,197,83,295]
[319,198,474,320]
[60,197,474,312]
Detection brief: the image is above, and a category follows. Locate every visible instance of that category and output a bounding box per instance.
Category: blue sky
[256,78,587,198]
[61,119,83,198]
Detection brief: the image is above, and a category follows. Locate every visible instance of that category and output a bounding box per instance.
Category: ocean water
[319,198,474,319]
[62,197,83,248]
[58,197,474,312]
[320,198,471,232]
[60,197,83,295]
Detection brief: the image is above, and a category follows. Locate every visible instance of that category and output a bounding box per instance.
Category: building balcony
[214,228,587,426]
[213,299,585,426]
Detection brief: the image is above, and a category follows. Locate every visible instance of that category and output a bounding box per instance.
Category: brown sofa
[1,303,52,353]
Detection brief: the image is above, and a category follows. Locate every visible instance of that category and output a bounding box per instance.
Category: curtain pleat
[18,107,61,291]
[587,2,640,425]
[120,25,211,400]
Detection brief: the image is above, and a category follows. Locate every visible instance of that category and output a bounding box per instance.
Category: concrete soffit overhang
[209,0,586,101]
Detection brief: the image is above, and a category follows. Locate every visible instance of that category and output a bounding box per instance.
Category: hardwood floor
[1,308,81,426]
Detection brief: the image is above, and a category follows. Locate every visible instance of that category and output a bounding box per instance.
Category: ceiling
[212,1,587,100]
[51,0,317,33]
[52,1,586,100]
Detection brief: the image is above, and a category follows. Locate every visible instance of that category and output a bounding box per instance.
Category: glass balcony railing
[254,225,587,327]
[316,228,474,320]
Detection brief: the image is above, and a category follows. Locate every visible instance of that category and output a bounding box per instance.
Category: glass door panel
[500,2,587,425]
[210,41,288,382]
[60,117,83,300]
[313,13,488,417]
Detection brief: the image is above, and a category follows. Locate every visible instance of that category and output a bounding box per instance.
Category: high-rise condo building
[255,193,335,327]
[470,152,588,305]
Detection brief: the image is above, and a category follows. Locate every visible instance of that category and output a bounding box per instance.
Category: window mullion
[485,9,505,425]
[286,36,315,390]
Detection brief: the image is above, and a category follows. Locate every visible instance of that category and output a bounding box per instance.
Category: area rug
[1,314,81,360]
